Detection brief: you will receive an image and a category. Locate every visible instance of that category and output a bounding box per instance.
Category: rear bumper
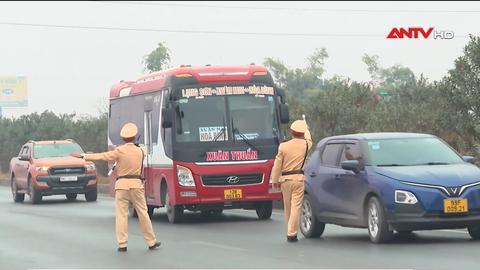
[36,174,97,195]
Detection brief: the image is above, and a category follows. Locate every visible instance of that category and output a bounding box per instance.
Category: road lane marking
[191,240,248,252]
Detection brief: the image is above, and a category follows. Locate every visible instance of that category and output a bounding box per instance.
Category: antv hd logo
[387,27,454,40]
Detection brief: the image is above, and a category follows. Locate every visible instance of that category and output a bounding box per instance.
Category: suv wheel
[300,194,325,238]
[468,225,480,240]
[256,201,273,220]
[85,189,97,202]
[165,191,183,223]
[367,196,393,243]
[29,178,42,204]
[11,177,25,203]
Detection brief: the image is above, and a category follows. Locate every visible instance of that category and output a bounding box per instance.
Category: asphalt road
[0,185,478,270]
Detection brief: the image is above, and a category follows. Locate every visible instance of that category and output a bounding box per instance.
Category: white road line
[190,240,248,252]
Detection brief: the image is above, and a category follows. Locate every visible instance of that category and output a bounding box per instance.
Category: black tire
[366,196,393,243]
[300,194,325,238]
[165,192,183,224]
[11,177,25,203]
[256,201,273,220]
[66,193,77,201]
[85,189,97,202]
[468,226,480,240]
[29,178,42,204]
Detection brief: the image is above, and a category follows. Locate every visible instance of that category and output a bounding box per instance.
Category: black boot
[148,242,161,250]
[287,235,298,242]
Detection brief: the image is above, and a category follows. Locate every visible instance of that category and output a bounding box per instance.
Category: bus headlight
[395,190,418,204]
[176,165,195,187]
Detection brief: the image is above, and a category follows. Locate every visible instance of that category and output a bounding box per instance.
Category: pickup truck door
[15,145,31,189]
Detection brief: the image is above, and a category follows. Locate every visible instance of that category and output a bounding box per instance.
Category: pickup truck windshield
[33,143,83,159]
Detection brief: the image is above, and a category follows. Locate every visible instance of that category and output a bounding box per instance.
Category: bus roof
[109,65,271,98]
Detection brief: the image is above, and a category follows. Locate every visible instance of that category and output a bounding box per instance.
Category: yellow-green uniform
[271,127,312,237]
[84,143,157,248]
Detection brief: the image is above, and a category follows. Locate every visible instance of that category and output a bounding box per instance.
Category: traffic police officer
[72,123,160,252]
[271,119,312,242]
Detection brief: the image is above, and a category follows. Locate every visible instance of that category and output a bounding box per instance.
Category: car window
[365,137,464,166]
[33,143,84,159]
[340,143,363,163]
[320,143,343,167]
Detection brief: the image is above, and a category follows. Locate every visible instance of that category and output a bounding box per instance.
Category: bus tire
[165,192,183,223]
[256,201,273,220]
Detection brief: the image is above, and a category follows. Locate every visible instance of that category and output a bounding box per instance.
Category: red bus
[107,65,290,223]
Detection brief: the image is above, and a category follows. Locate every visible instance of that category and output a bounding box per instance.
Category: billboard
[0,76,28,107]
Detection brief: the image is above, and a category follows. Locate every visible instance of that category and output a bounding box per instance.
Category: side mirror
[19,154,30,161]
[162,108,173,128]
[341,160,360,173]
[276,88,287,104]
[279,104,290,124]
[463,156,477,164]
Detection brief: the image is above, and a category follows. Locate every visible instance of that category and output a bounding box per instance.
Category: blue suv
[301,133,480,243]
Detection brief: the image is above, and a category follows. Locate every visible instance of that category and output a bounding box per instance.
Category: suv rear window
[33,143,84,159]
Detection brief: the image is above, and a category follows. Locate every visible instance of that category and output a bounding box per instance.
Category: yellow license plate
[443,199,468,213]
[224,189,242,200]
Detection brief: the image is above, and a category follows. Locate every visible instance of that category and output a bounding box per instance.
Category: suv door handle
[309,172,317,178]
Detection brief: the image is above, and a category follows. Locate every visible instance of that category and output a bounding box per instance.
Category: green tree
[264,48,328,98]
[440,35,480,155]
[142,42,171,73]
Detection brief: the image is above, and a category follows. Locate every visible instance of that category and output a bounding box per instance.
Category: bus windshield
[173,86,279,143]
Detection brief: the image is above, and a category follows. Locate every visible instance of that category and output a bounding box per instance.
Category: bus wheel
[256,201,273,220]
[165,192,183,223]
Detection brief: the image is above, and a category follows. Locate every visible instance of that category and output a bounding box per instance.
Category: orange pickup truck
[10,140,98,204]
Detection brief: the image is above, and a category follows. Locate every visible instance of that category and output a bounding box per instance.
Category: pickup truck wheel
[165,192,183,223]
[85,189,97,202]
[256,201,273,220]
[11,177,25,203]
[29,179,42,205]
[66,194,77,201]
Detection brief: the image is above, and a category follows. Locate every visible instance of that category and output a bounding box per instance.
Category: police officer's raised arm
[71,148,121,162]
[84,148,121,161]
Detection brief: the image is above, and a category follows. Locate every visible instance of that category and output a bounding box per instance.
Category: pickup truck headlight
[85,164,96,171]
[176,165,195,187]
[35,166,49,172]
[395,190,418,204]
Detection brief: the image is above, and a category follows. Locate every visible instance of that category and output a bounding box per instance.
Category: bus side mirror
[276,88,287,104]
[279,104,290,124]
[162,108,173,128]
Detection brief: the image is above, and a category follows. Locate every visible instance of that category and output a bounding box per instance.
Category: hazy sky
[1,1,480,118]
